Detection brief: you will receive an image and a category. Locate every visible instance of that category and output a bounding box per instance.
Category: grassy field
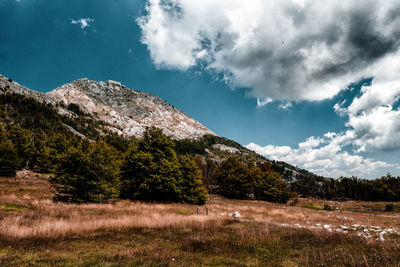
[1,171,400,266]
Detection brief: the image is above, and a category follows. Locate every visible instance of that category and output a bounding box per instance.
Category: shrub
[289,197,300,206]
[385,203,394,212]
[323,204,332,211]
[67,103,85,116]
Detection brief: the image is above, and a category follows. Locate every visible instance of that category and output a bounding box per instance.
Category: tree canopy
[121,127,207,204]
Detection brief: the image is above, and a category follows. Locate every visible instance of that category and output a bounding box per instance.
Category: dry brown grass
[1,171,399,240]
[0,200,226,239]
[0,171,228,239]
[1,171,400,266]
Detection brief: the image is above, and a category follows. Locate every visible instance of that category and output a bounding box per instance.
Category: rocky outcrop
[0,74,216,139]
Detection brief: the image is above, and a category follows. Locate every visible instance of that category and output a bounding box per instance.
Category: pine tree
[253,170,292,203]
[0,127,19,177]
[52,142,121,203]
[52,145,92,202]
[138,127,176,160]
[214,157,253,199]
[30,131,54,173]
[121,128,182,202]
[88,142,122,202]
[8,125,31,168]
[214,157,292,203]
[121,127,207,204]
[178,155,207,204]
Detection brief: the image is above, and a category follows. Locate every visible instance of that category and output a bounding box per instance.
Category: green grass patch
[301,203,324,210]
[1,222,400,266]
[0,248,8,257]
[0,203,29,212]
[176,208,193,215]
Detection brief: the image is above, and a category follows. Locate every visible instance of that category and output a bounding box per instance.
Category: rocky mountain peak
[0,74,216,140]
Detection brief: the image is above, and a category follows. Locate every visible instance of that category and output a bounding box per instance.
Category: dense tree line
[175,136,400,202]
[213,158,292,203]
[4,93,398,204]
[0,93,294,204]
[0,124,207,204]
[0,94,207,204]
[290,174,400,201]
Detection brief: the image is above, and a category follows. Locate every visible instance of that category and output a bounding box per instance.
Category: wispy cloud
[256,97,273,108]
[278,102,293,111]
[71,18,94,30]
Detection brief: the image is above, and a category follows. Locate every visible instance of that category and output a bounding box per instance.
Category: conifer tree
[121,127,182,202]
[214,157,253,199]
[30,131,54,173]
[52,142,121,203]
[178,155,207,204]
[253,169,292,203]
[89,142,122,201]
[8,125,31,168]
[215,157,292,203]
[121,127,207,204]
[0,126,19,177]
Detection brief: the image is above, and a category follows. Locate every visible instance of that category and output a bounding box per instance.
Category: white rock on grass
[379,231,386,241]
[324,225,332,232]
[233,211,241,219]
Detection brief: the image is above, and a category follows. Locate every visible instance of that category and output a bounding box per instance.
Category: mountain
[2,74,397,202]
[0,74,327,192]
[0,74,215,139]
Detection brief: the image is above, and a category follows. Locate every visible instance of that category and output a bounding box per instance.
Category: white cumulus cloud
[246,136,392,178]
[139,0,400,176]
[331,49,400,152]
[138,0,400,101]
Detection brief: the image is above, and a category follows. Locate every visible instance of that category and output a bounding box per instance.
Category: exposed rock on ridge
[0,74,216,139]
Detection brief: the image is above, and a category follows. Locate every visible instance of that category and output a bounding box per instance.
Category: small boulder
[233,211,241,219]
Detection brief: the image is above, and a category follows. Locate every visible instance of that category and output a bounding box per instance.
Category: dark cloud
[348,11,399,61]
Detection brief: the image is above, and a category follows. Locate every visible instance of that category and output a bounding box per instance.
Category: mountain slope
[0,75,215,139]
[0,74,326,188]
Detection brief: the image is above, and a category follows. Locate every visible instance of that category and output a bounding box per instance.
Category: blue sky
[2,0,400,178]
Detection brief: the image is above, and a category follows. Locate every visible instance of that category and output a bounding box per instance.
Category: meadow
[1,170,400,266]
